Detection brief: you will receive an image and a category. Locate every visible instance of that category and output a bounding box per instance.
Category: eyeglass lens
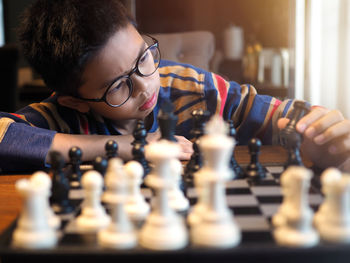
[106,41,160,106]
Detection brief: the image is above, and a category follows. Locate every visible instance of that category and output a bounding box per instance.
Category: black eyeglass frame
[77,35,160,108]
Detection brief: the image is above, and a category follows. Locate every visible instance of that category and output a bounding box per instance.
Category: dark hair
[18,0,134,95]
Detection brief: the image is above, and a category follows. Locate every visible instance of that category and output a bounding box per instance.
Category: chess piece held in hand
[280,100,310,167]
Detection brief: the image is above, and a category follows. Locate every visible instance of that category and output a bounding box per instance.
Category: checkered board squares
[185,166,323,235]
[62,166,323,240]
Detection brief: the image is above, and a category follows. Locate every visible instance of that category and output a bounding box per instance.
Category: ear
[57,96,90,113]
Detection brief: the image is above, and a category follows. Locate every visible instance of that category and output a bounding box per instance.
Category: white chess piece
[315,171,350,243]
[190,115,241,248]
[273,166,319,247]
[98,158,137,249]
[12,173,57,249]
[76,170,110,232]
[272,166,297,228]
[124,160,150,222]
[102,157,125,203]
[314,167,342,229]
[187,168,210,226]
[139,139,188,250]
[169,158,189,212]
[31,171,61,229]
[187,172,209,227]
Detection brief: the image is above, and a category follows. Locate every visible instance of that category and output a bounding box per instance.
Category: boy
[0,0,350,173]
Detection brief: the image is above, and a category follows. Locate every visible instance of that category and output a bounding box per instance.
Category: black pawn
[244,138,266,180]
[93,156,108,177]
[132,120,150,177]
[280,100,310,167]
[68,146,82,189]
[105,140,118,160]
[158,99,178,142]
[49,151,74,214]
[184,109,210,188]
[227,120,244,179]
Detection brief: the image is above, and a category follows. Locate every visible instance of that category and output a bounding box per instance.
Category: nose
[131,74,150,98]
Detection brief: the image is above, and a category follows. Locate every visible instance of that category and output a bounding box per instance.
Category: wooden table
[0,145,289,234]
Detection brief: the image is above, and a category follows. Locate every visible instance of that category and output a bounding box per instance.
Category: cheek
[153,71,160,86]
[88,101,137,120]
[88,103,116,118]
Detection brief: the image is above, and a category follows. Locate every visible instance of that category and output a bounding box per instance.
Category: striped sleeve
[0,96,82,172]
[159,62,207,137]
[0,112,56,172]
[206,73,294,145]
[158,60,294,144]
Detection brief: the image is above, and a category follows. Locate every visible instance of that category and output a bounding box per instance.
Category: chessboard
[0,165,349,263]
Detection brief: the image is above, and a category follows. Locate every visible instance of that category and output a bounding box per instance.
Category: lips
[139,92,157,111]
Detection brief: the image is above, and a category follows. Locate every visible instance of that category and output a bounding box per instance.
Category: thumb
[277,118,290,130]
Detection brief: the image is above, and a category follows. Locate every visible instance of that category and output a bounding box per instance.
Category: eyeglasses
[78,35,161,107]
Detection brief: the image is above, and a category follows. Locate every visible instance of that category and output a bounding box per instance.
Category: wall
[136,0,292,50]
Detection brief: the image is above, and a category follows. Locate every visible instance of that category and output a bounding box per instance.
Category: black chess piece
[158,99,178,142]
[244,138,266,180]
[227,120,244,179]
[93,156,108,177]
[105,140,118,160]
[280,100,310,167]
[49,151,75,214]
[132,120,150,177]
[184,109,210,189]
[67,146,82,189]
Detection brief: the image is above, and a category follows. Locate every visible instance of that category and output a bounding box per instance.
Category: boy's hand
[277,106,350,171]
[146,130,193,161]
[174,135,194,160]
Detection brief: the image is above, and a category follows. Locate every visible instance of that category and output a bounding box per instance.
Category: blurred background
[0,0,349,118]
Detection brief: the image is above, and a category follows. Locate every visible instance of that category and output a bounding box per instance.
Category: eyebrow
[101,42,147,90]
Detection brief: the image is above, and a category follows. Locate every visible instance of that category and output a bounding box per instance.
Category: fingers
[295,107,333,135]
[299,109,344,140]
[175,135,193,160]
[313,119,350,145]
[277,118,290,129]
[296,107,350,155]
[326,134,350,154]
[178,152,193,160]
[146,129,161,142]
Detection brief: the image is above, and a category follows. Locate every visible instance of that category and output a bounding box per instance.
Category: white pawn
[98,158,137,249]
[315,170,350,243]
[273,166,319,247]
[139,139,188,250]
[272,166,298,228]
[190,115,241,248]
[169,158,189,212]
[314,167,342,229]
[12,173,57,249]
[124,160,150,222]
[31,171,61,229]
[76,170,110,232]
[102,157,125,203]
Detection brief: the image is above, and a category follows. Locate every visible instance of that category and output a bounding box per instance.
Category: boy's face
[78,24,160,123]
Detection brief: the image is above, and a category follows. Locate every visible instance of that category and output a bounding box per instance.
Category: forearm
[48,133,135,164]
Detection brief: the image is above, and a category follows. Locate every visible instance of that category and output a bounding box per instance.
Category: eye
[139,50,149,64]
[107,79,126,95]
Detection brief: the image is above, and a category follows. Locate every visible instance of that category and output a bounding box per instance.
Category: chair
[152,31,222,72]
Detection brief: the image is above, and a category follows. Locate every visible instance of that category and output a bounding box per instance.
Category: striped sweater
[0,60,294,172]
